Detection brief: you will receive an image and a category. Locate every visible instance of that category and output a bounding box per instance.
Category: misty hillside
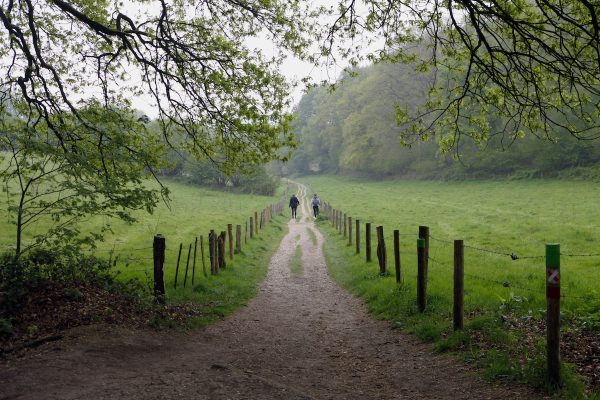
[287,62,600,180]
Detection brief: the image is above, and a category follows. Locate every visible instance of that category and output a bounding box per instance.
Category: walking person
[311,193,321,218]
[289,194,300,219]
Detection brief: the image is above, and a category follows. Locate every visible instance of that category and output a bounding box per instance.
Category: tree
[0,0,319,172]
[325,0,600,152]
[0,1,321,255]
[0,103,165,258]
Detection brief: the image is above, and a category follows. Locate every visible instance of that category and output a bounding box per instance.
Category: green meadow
[0,179,289,323]
[303,175,600,396]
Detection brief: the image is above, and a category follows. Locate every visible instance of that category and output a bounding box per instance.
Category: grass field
[301,175,600,397]
[0,179,290,323]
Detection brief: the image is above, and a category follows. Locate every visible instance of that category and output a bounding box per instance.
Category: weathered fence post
[200,235,207,277]
[235,224,242,253]
[417,238,427,312]
[183,243,192,288]
[255,211,259,235]
[228,224,233,260]
[356,219,360,254]
[153,234,166,304]
[209,230,217,275]
[546,243,561,385]
[343,213,347,237]
[192,237,198,285]
[218,231,227,269]
[366,223,372,262]
[174,242,183,288]
[348,217,352,245]
[453,239,464,330]
[394,230,401,283]
[250,217,254,239]
[376,226,387,274]
[419,225,430,292]
[245,221,248,243]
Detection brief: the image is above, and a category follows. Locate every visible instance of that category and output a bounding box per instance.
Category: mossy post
[250,217,254,239]
[174,242,183,289]
[453,240,464,330]
[365,223,372,262]
[393,230,401,284]
[546,243,561,386]
[152,234,166,304]
[200,235,207,277]
[417,238,427,312]
[419,226,430,293]
[255,211,259,235]
[183,243,192,288]
[228,224,233,260]
[376,225,386,274]
[348,217,353,245]
[235,224,241,254]
[192,236,198,285]
[343,213,347,237]
[356,219,360,254]
[218,231,227,269]
[209,230,217,275]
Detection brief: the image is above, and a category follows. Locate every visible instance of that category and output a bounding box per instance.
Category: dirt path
[0,183,533,399]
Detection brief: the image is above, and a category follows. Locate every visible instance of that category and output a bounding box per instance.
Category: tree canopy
[287,60,600,180]
[0,0,319,171]
[325,0,600,151]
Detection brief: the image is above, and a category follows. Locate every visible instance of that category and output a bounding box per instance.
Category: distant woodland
[286,62,600,180]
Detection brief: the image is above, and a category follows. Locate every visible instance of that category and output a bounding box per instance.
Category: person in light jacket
[311,194,321,218]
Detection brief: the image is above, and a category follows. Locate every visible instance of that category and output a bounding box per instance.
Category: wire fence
[322,199,600,305]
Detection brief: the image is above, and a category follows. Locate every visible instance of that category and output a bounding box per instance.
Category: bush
[0,249,122,320]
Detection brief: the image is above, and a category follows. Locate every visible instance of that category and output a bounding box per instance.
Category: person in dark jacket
[289,194,300,219]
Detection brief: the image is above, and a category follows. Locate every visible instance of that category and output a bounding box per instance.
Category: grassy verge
[1,179,291,332]
[168,215,288,327]
[305,175,600,398]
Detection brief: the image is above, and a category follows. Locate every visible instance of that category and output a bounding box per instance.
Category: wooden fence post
[153,234,166,304]
[192,237,198,285]
[417,238,427,312]
[250,217,254,239]
[209,230,217,275]
[546,243,561,385]
[366,223,372,262]
[419,225,430,292]
[245,221,248,243]
[183,243,192,288]
[348,217,352,245]
[394,230,401,284]
[343,213,347,237]
[453,240,464,330]
[218,231,226,269]
[356,219,360,254]
[235,224,242,253]
[174,242,183,288]
[200,235,207,277]
[376,226,387,274]
[255,211,259,235]
[228,224,233,260]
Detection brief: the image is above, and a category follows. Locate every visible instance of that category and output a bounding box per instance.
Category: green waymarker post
[546,243,561,386]
[417,238,427,312]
